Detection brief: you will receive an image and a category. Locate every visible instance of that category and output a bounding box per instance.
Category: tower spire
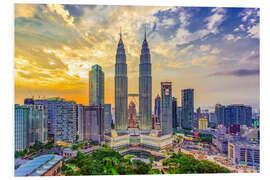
[144,24,147,40]
[120,27,122,39]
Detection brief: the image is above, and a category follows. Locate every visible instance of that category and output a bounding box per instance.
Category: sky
[14,4,260,112]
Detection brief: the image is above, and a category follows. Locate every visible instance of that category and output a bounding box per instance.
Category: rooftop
[15,154,63,177]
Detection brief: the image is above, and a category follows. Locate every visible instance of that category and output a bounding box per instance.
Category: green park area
[163,152,230,174]
[62,147,230,175]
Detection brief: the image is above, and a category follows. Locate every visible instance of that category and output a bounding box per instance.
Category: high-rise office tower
[76,105,104,142]
[194,107,201,129]
[154,95,161,124]
[35,98,76,143]
[104,104,113,132]
[15,103,48,151]
[177,107,182,129]
[77,104,84,141]
[161,82,173,135]
[128,101,137,128]
[15,104,30,151]
[88,105,104,143]
[215,104,225,125]
[25,104,48,145]
[139,30,152,132]
[215,104,252,128]
[115,30,128,131]
[89,64,104,106]
[181,89,194,129]
[172,97,178,129]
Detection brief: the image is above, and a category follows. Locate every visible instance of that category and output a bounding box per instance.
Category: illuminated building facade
[128,101,137,129]
[198,118,208,130]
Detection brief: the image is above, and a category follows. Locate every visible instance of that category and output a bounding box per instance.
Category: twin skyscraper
[115,29,152,133]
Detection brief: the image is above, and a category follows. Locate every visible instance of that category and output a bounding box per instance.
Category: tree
[71,144,79,150]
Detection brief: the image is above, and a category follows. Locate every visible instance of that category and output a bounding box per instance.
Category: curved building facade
[115,32,128,131]
[139,32,152,132]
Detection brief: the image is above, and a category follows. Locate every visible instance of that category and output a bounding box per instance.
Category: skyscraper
[195,107,201,129]
[177,107,182,129]
[89,64,104,106]
[104,104,113,132]
[216,104,252,128]
[115,30,128,132]
[161,82,173,135]
[25,104,48,145]
[15,103,48,151]
[77,105,105,142]
[88,105,104,143]
[172,97,178,129]
[215,104,225,125]
[77,104,84,141]
[15,104,30,151]
[154,95,161,124]
[181,89,194,129]
[139,30,152,132]
[35,97,76,143]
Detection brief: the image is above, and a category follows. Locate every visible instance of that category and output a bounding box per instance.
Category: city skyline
[15,5,260,111]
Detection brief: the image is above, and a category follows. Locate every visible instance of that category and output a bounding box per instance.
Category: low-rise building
[104,129,172,150]
[228,140,259,168]
[62,148,78,158]
[15,154,63,176]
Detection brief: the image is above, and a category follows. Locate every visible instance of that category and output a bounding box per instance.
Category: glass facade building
[176,107,182,129]
[154,95,161,124]
[89,64,104,106]
[25,104,48,145]
[172,97,178,129]
[15,104,30,151]
[161,82,173,135]
[181,89,194,129]
[35,98,76,143]
[104,104,113,132]
[215,104,252,128]
[15,104,48,151]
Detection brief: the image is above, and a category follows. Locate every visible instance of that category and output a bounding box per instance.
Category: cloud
[210,69,259,77]
[47,4,75,27]
[205,7,226,34]
[210,48,220,54]
[14,5,260,107]
[234,24,245,32]
[200,45,211,52]
[15,4,37,18]
[223,34,241,42]
[247,23,259,39]
[191,56,215,67]
[167,61,187,69]
[239,8,259,23]
[178,44,193,54]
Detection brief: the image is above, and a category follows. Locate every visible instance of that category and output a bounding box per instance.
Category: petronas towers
[139,32,152,132]
[114,29,152,132]
[115,31,128,131]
